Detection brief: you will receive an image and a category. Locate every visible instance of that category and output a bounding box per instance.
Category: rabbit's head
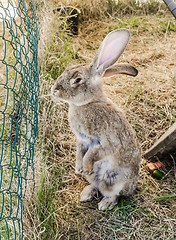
[52,29,138,105]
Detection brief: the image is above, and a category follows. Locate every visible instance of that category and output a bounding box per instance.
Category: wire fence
[0,0,39,239]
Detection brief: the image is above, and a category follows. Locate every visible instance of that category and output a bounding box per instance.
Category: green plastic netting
[0,0,39,239]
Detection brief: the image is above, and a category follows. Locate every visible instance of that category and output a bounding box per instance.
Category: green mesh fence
[0,0,39,239]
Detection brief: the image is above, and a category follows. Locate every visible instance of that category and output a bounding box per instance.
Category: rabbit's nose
[51,86,58,95]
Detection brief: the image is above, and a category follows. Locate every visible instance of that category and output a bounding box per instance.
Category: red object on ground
[145,161,163,172]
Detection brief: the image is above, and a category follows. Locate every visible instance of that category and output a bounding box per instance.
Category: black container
[54,6,80,35]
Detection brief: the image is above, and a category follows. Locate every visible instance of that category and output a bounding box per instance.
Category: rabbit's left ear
[91,29,130,76]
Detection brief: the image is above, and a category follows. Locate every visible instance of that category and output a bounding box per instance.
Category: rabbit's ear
[91,29,130,76]
[103,64,138,78]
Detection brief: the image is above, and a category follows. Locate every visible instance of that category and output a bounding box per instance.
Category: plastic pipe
[163,0,176,19]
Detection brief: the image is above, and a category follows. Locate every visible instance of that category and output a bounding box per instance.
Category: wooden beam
[144,122,176,159]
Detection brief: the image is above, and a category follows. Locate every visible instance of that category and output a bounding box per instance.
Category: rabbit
[51,29,141,211]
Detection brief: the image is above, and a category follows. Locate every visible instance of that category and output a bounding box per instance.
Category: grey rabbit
[51,29,141,210]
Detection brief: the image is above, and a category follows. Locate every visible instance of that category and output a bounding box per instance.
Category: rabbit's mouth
[51,85,59,97]
[51,85,68,102]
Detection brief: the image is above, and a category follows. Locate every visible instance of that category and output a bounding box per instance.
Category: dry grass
[52,19,176,240]
[25,0,176,239]
[53,0,169,20]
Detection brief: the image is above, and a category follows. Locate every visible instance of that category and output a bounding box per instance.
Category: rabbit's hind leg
[98,174,126,211]
[80,184,97,202]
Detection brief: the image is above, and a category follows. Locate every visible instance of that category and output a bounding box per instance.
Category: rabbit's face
[51,64,102,105]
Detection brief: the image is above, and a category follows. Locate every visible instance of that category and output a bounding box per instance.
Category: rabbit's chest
[69,105,100,149]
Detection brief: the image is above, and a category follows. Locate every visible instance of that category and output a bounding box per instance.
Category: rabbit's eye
[74,77,82,83]
[70,77,82,87]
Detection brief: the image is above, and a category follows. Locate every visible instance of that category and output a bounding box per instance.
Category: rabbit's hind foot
[98,196,118,211]
[80,184,97,202]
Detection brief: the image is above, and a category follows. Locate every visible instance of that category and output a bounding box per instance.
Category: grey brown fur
[52,29,141,211]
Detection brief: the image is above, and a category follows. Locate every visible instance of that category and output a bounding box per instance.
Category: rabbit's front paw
[83,161,93,175]
[75,167,83,174]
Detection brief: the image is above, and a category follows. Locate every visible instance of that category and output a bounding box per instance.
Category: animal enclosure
[0,0,39,239]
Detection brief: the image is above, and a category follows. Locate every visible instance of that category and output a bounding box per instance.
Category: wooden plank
[144,122,176,159]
